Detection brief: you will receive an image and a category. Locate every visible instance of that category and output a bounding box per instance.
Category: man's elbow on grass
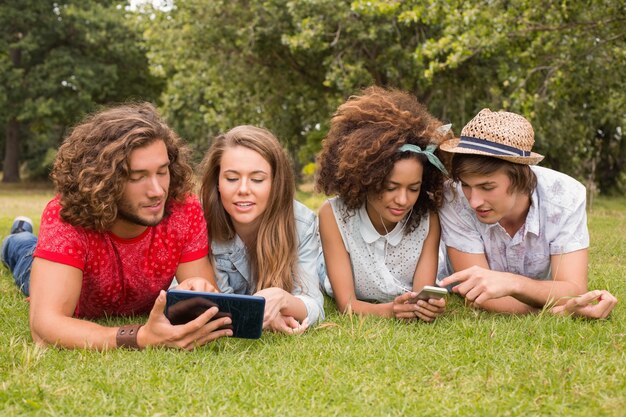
[29,312,72,349]
[29,316,51,347]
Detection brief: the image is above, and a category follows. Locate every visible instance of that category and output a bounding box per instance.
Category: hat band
[458,136,531,157]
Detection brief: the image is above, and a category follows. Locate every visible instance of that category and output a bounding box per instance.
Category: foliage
[408,0,626,193]
[1,1,624,191]
[139,0,335,171]
[0,0,163,181]
[143,0,626,193]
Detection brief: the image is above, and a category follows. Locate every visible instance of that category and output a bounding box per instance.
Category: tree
[143,0,626,192]
[0,1,163,182]
[404,0,626,193]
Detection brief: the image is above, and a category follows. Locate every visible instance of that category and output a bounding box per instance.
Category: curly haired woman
[316,86,450,321]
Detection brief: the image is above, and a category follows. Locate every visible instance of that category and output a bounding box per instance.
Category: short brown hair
[316,86,450,231]
[451,154,537,195]
[51,102,194,231]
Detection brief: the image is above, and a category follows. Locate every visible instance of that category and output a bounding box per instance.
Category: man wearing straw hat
[437,109,616,319]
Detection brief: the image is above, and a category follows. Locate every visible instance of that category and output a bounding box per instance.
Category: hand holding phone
[411,285,448,302]
[393,285,448,322]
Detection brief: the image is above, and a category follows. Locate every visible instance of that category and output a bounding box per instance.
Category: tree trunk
[3,44,22,182]
[2,118,21,182]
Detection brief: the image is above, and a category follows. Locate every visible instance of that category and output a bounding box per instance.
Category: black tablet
[165,289,265,339]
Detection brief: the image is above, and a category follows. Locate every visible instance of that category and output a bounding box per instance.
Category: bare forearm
[31,315,119,350]
[474,296,538,314]
[336,298,393,318]
[510,274,586,308]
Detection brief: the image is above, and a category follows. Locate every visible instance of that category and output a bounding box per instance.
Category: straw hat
[440,109,544,165]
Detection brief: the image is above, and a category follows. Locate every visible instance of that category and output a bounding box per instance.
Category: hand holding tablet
[165,289,266,339]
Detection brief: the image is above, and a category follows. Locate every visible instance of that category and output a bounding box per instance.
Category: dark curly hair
[51,102,194,231]
[315,86,451,232]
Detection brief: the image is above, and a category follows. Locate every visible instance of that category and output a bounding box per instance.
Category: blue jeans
[1,232,37,296]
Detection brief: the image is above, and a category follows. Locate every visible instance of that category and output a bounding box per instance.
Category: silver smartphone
[414,285,449,301]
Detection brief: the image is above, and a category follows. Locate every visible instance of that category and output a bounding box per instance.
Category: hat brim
[440,138,544,165]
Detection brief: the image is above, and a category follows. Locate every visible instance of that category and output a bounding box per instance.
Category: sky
[128,0,174,12]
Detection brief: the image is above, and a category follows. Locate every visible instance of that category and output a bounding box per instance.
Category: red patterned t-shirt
[33,195,209,318]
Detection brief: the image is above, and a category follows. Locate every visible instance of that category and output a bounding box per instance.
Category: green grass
[1,185,624,416]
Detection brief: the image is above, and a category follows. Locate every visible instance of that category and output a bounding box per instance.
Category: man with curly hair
[1,103,233,349]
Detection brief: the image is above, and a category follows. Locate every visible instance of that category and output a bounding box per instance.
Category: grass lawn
[1,184,624,416]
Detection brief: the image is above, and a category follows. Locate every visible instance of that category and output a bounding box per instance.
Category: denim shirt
[211,200,326,324]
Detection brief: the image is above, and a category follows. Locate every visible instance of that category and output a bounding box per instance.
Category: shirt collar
[211,234,245,255]
[525,188,540,236]
[358,204,405,246]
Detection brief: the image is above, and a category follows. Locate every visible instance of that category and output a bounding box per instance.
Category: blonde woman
[200,126,325,334]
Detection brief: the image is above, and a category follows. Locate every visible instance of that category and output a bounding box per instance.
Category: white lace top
[323,197,430,302]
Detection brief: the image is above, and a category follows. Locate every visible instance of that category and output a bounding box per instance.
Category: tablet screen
[165,289,265,339]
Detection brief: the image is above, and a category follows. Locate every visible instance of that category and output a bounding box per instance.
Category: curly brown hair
[51,102,194,231]
[315,86,451,231]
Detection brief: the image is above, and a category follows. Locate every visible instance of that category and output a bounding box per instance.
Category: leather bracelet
[116,324,143,350]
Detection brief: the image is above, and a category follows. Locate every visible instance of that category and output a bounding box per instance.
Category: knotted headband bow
[398,143,448,176]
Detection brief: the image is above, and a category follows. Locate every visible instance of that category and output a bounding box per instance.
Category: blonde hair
[200,126,297,292]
